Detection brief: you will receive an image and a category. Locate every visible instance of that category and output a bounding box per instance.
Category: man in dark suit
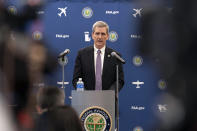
[72,21,124,91]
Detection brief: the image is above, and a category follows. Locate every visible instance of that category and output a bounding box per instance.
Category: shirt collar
[94,45,106,54]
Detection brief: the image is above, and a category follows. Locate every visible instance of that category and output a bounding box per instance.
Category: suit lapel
[89,46,95,86]
[102,47,111,78]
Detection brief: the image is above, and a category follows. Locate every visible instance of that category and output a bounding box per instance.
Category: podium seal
[80,106,112,131]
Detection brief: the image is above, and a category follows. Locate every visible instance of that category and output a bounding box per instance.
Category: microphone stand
[58,55,68,88]
[112,52,125,131]
[115,64,119,131]
[62,57,65,88]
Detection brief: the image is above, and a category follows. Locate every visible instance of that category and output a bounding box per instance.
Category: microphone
[111,52,126,64]
[58,49,70,58]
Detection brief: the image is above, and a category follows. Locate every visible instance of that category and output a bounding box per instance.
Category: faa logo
[80,106,112,131]
[133,56,143,66]
[8,6,17,15]
[109,31,118,42]
[82,7,93,18]
[158,79,167,90]
[32,31,43,40]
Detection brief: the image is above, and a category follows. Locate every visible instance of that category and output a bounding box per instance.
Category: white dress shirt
[94,45,106,74]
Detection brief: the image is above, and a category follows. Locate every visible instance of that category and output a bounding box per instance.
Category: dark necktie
[95,50,102,90]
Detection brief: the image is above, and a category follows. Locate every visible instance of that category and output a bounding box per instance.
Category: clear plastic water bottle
[76,78,84,91]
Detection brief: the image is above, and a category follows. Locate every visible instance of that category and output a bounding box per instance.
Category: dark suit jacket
[72,46,124,91]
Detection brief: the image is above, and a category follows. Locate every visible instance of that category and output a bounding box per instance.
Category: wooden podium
[71,90,115,131]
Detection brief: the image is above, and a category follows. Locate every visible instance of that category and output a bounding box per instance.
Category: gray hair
[92,21,109,34]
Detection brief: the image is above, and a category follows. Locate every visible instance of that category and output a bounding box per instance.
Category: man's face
[92,27,109,49]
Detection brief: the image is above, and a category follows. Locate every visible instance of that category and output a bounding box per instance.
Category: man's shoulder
[79,45,93,52]
[106,46,114,51]
[105,46,120,55]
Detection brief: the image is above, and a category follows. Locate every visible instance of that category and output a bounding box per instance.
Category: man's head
[92,21,109,49]
[36,86,65,114]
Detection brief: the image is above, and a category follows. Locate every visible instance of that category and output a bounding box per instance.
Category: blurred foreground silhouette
[140,0,197,130]
[0,0,57,130]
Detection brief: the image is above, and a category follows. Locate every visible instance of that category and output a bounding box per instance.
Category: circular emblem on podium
[133,126,143,131]
[80,106,112,131]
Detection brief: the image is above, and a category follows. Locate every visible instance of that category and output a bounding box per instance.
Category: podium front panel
[71,90,115,131]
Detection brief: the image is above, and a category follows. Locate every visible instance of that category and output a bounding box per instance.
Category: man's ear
[106,33,109,40]
[92,32,94,38]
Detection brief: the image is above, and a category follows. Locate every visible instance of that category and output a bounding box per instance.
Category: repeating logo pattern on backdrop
[56,34,70,39]
[158,79,167,90]
[131,34,142,39]
[58,7,67,17]
[32,31,43,40]
[84,31,91,42]
[131,105,145,111]
[109,31,118,42]
[82,7,93,18]
[157,104,167,112]
[132,8,143,18]
[133,56,143,66]
[8,6,17,15]
[105,10,119,15]
[80,106,112,131]
[132,80,144,89]
[37,10,45,15]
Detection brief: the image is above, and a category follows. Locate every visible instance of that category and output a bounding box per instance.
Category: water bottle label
[77,83,84,89]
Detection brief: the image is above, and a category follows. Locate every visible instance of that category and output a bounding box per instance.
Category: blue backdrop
[42,1,164,131]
